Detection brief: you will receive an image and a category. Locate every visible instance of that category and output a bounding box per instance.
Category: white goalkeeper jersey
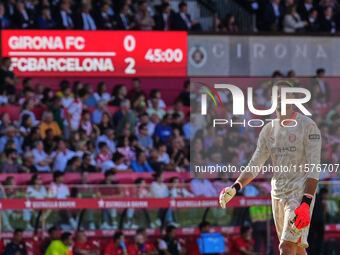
[245,112,322,199]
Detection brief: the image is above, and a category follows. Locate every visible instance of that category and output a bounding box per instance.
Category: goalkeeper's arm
[219,126,270,209]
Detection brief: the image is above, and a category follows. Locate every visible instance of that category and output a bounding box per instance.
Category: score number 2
[124,35,136,74]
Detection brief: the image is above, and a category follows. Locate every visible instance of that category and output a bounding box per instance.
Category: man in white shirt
[32,140,52,172]
[52,139,75,172]
[96,129,116,154]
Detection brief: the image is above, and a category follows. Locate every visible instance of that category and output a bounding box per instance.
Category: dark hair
[78,88,87,98]
[98,141,108,150]
[60,80,70,91]
[136,227,146,235]
[149,89,160,99]
[2,57,11,63]
[319,187,328,195]
[134,177,144,185]
[199,221,210,231]
[112,152,125,163]
[48,226,57,235]
[53,170,64,181]
[112,84,125,97]
[5,148,16,157]
[240,225,251,235]
[23,78,32,87]
[139,123,147,131]
[105,169,116,178]
[169,176,179,183]
[29,174,41,185]
[178,1,187,9]
[166,225,176,234]
[14,228,23,235]
[21,114,31,127]
[61,232,72,242]
[316,68,325,75]
[113,231,123,241]
[97,82,107,95]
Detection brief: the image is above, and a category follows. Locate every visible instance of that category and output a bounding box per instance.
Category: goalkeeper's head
[268,79,298,114]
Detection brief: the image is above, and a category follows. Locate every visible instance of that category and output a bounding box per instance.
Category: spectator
[3,229,27,255]
[114,99,137,137]
[24,174,47,229]
[131,151,154,172]
[169,176,193,197]
[154,3,173,30]
[112,151,129,171]
[147,92,166,119]
[81,153,97,172]
[0,148,23,173]
[32,140,52,172]
[137,123,153,150]
[104,231,128,255]
[20,99,37,126]
[96,128,115,153]
[65,156,82,172]
[135,0,155,30]
[157,142,170,164]
[297,0,315,21]
[19,114,33,137]
[94,82,111,103]
[75,3,96,30]
[0,3,10,29]
[12,0,34,29]
[231,225,257,255]
[154,114,172,144]
[96,3,115,30]
[262,0,284,31]
[116,136,135,164]
[319,6,336,33]
[127,78,146,101]
[306,8,319,32]
[65,88,86,134]
[114,4,134,30]
[311,68,330,101]
[110,84,127,106]
[190,177,217,197]
[173,1,201,31]
[283,5,308,33]
[0,57,17,102]
[45,232,73,255]
[158,225,183,255]
[41,226,59,254]
[52,139,76,171]
[127,232,154,255]
[21,151,37,173]
[55,1,74,29]
[225,14,239,32]
[73,171,97,229]
[37,6,56,29]
[99,170,122,229]
[73,230,99,255]
[39,111,62,139]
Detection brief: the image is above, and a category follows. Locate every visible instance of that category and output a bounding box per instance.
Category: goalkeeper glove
[294,194,313,230]
[219,182,242,209]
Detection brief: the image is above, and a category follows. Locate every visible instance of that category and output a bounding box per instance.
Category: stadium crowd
[0,0,202,31]
[0,0,339,33]
[238,0,340,33]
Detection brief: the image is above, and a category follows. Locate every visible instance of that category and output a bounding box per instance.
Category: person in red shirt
[73,230,99,255]
[127,229,157,255]
[232,225,260,255]
[104,231,128,255]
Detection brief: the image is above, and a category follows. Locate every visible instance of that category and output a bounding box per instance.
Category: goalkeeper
[219,81,321,255]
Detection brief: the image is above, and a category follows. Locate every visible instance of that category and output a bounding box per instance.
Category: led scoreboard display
[1,30,187,77]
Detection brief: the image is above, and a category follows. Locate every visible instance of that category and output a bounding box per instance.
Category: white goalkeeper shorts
[272,195,315,248]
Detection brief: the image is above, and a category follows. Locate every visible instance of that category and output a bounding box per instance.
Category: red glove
[294,202,310,229]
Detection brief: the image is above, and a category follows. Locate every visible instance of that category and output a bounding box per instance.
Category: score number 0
[124,35,136,74]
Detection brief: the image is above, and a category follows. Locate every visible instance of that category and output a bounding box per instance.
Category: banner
[187,35,340,76]
[1,30,187,77]
[0,197,271,210]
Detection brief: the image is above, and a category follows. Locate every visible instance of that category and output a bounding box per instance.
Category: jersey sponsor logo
[309,134,320,140]
[289,134,296,143]
[271,146,296,153]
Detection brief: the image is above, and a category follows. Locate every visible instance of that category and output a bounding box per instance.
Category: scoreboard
[1,30,187,77]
